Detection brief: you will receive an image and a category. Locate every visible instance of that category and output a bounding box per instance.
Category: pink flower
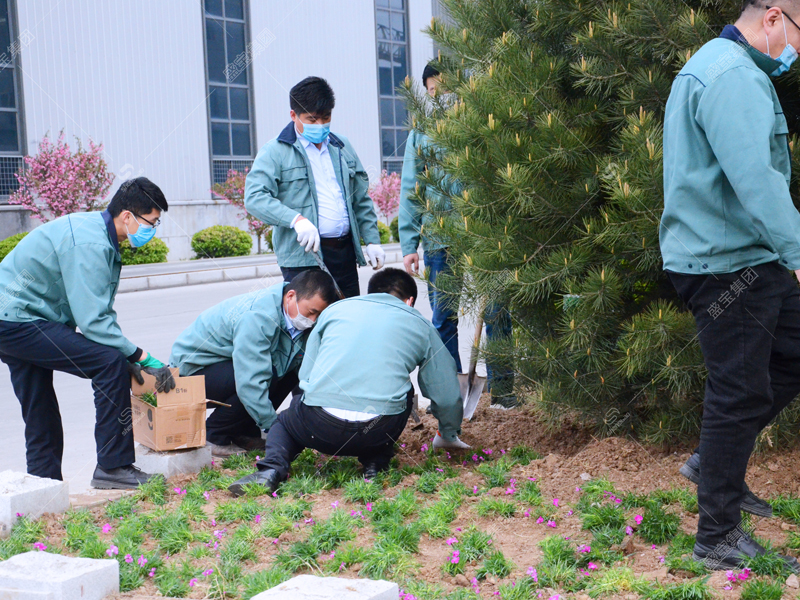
[567,510,573,516]
[106,545,118,557]
[553,498,560,507]
[203,568,214,576]
[578,544,591,553]
[473,486,479,494]
[173,487,185,495]
[272,491,278,498]
[472,454,479,461]
[587,562,598,570]
[626,526,633,535]
[738,568,751,581]
[635,515,643,524]
[536,517,545,524]
[254,514,261,524]
[524,509,531,518]
[102,523,112,533]
[255,456,261,461]
[272,539,279,544]
[137,555,147,567]
[368,171,401,221]
[124,554,133,563]
[471,577,480,592]
[420,444,429,452]
[211,518,216,526]
[652,544,657,550]
[148,568,156,577]
[528,477,537,481]
[500,449,506,455]
[446,537,458,545]
[505,487,516,495]
[547,520,557,528]
[189,578,198,587]
[203,491,210,500]
[450,550,460,564]
[527,566,538,582]
[304,518,315,525]
[33,542,47,551]
[331,501,339,509]
[483,449,493,455]
[436,468,444,472]
[366,503,373,512]
[575,486,582,492]
[400,444,406,448]
[15,512,23,517]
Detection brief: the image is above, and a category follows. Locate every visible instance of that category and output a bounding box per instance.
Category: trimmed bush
[0,232,27,262]
[377,221,390,245]
[120,238,169,266]
[191,225,252,259]
[390,216,399,243]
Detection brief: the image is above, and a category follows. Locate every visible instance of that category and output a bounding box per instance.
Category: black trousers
[281,234,360,298]
[0,319,135,480]
[669,261,800,546]
[257,390,414,479]
[196,360,299,446]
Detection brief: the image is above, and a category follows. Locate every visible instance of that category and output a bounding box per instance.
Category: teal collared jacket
[169,282,306,430]
[299,292,463,441]
[661,34,800,274]
[244,122,381,268]
[398,129,456,256]
[0,211,138,357]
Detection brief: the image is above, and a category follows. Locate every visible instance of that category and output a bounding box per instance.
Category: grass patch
[508,445,542,465]
[739,578,784,600]
[280,473,326,498]
[516,479,543,506]
[343,478,382,504]
[475,457,513,488]
[639,505,681,545]
[743,542,796,577]
[418,499,458,538]
[476,498,517,518]
[134,474,167,505]
[580,503,626,531]
[638,578,714,600]
[475,550,514,580]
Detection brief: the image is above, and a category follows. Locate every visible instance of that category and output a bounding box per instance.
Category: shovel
[458,300,488,421]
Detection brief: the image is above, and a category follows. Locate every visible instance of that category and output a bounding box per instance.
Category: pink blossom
[536,517,545,524]
[366,503,373,512]
[527,566,538,582]
[331,501,339,509]
[137,555,148,567]
[446,537,458,545]
[420,444,428,452]
[106,545,118,557]
[148,568,156,577]
[524,509,531,518]
[473,486,479,494]
[553,498,560,507]
[587,562,598,570]
[483,449,493,455]
[626,526,633,535]
[567,510,573,516]
[254,514,261,524]
[471,577,480,593]
[211,518,216,526]
[738,568,751,581]
[368,170,401,222]
[635,515,643,524]
[575,486,582,492]
[547,520,557,528]
[652,544,657,550]
[33,542,47,551]
[102,523,112,533]
[305,518,315,525]
[211,169,271,245]
[528,477,537,481]
[450,550,460,564]
[189,578,198,587]
[203,568,214,576]
[272,491,278,498]
[203,491,210,500]
[124,554,133,563]
[505,487,516,495]
[578,544,591,553]
[15,512,23,517]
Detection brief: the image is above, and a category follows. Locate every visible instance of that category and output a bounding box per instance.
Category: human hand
[365,244,385,270]
[293,217,320,253]
[404,253,420,275]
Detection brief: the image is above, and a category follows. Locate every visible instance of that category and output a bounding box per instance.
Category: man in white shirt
[245,76,385,297]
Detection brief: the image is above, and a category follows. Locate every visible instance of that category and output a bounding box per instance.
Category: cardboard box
[130,368,207,452]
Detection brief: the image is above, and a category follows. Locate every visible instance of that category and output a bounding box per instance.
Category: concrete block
[117,278,150,293]
[252,575,398,600]
[147,273,188,290]
[134,444,212,478]
[223,266,258,281]
[0,471,69,538]
[186,269,224,286]
[0,552,119,600]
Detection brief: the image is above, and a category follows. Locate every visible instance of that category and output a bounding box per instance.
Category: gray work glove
[127,361,145,385]
[142,366,176,393]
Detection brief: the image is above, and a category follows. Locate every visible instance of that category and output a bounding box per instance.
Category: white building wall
[409,0,435,94]
[249,0,383,178]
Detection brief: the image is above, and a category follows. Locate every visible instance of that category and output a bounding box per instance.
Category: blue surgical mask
[299,122,330,144]
[768,15,798,76]
[126,216,157,248]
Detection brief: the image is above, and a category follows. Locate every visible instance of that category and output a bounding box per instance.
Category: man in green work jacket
[0,178,174,488]
[661,1,800,571]
[228,268,468,495]
[170,271,339,458]
[244,76,384,297]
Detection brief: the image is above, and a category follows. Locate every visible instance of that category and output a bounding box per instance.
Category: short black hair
[290,76,335,116]
[285,269,339,306]
[368,268,418,306]
[422,63,441,87]
[107,177,168,217]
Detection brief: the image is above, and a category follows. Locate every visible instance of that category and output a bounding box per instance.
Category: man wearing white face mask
[169,271,339,458]
[662,1,800,572]
[245,76,385,298]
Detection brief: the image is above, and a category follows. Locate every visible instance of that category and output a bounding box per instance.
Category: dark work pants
[669,261,800,546]
[281,235,360,298]
[0,319,135,480]
[257,389,414,479]
[196,360,300,446]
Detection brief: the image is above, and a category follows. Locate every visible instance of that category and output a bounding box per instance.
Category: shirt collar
[101,210,120,253]
[296,126,329,150]
[719,24,782,76]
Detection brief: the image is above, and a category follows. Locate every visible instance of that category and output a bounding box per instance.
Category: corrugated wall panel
[15,0,210,202]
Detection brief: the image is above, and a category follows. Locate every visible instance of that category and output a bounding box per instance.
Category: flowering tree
[211,168,271,254]
[9,132,115,222]
[369,170,401,224]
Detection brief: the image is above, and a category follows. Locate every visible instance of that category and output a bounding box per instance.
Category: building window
[203,0,255,185]
[375,0,409,174]
[0,0,24,198]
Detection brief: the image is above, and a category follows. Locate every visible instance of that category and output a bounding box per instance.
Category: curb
[118,246,405,293]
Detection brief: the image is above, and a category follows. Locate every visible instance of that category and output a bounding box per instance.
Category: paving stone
[0,471,69,538]
[69,490,133,510]
[0,551,119,600]
[134,444,212,479]
[252,575,398,600]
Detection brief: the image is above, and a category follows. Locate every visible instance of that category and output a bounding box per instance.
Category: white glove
[365,244,385,270]
[293,217,320,253]
[432,432,471,450]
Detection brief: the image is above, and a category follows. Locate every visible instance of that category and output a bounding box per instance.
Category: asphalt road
[0,261,480,493]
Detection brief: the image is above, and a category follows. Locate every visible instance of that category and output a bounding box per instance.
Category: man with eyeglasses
[0,177,175,489]
[661,1,800,571]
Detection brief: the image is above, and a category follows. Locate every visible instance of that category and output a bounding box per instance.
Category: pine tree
[401,0,800,443]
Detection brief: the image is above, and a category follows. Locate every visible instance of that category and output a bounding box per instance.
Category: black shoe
[362,462,388,481]
[490,394,521,409]
[228,468,281,497]
[693,534,799,573]
[232,435,265,452]
[679,452,773,518]
[91,465,153,490]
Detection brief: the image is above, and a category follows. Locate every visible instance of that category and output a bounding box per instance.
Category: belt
[320,234,352,249]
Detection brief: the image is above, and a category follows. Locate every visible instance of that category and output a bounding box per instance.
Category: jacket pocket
[278,166,311,208]
[772,112,791,177]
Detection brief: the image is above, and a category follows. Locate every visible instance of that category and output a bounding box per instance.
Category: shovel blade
[458,373,487,421]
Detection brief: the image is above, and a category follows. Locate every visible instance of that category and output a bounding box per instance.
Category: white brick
[223,266,258,281]
[0,472,69,539]
[134,444,212,479]
[252,575,398,600]
[146,273,188,290]
[186,269,224,286]
[0,552,118,600]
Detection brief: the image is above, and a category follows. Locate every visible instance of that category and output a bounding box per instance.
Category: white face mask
[290,295,315,331]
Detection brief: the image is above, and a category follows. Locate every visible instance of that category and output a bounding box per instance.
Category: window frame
[0,0,26,201]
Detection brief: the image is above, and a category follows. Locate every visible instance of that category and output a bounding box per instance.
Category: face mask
[290,295,315,331]
[125,215,156,248]
[299,122,330,144]
[768,15,798,76]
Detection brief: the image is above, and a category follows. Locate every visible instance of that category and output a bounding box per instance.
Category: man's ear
[406,296,415,307]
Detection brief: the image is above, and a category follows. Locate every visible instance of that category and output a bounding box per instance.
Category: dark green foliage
[508,445,542,465]
[389,216,399,242]
[580,503,626,531]
[475,457,513,488]
[134,474,167,505]
[639,579,714,600]
[307,511,356,554]
[377,221,391,244]
[343,478,382,504]
[0,516,47,559]
[639,506,681,545]
[739,578,784,600]
[476,498,517,518]
[0,232,27,261]
[242,567,294,599]
[120,237,169,265]
[416,470,447,494]
[475,550,514,580]
[743,543,797,577]
[279,473,327,498]
[516,479,543,506]
[191,225,252,259]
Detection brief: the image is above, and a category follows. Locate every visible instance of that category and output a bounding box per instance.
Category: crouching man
[229,268,468,495]
[169,271,339,458]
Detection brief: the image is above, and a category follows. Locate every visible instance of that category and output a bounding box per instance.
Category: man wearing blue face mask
[661,1,800,572]
[244,76,384,297]
[0,177,174,489]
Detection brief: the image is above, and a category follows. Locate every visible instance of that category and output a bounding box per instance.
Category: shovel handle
[467,298,488,385]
